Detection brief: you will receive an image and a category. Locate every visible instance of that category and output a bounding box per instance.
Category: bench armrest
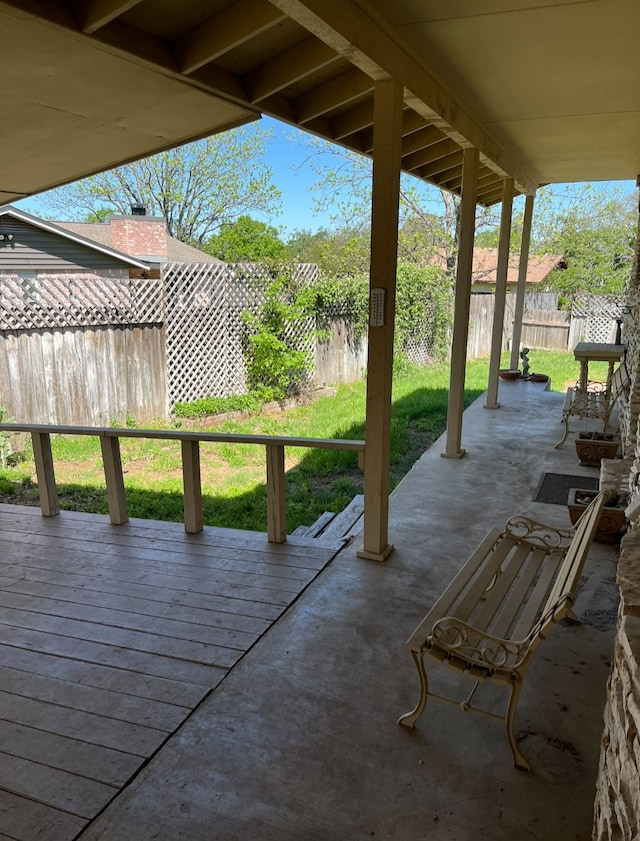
[430,616,530,671]
[503,515,575,548]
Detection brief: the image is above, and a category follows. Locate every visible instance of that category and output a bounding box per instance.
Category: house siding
[0,217,134,272]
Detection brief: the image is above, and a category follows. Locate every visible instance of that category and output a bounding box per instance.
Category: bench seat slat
[467,543,538,635]
[483,547,552,641]
[404,528,505,652]
[443,535,518,623]
[510,550,564,640]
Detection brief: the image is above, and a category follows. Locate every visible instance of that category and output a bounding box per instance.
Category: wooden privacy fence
[466,292,624,358]
[2,422,365,544]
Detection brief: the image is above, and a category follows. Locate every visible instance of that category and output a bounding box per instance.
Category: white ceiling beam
[402,139,458,172]
[358,109,431,154]
[331,100,374,140]
[401,125,444,157]
[293,68,373,124]
[245,38,338,103]
[416,151,463,180]
[268,0,538,194]
[175,0,287,75]
[74,0,143,34]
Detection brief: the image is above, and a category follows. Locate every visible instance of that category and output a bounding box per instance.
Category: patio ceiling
[1,0,638,210]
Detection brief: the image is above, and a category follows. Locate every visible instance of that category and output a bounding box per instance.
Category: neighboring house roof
[56,221,222,264]
[0,205,150,269]
[471,249,566,286]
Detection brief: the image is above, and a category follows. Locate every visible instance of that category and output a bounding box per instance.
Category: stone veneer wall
[592,192,640,841]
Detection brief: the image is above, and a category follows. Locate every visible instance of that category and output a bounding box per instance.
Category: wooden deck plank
[0,752,118,818]
[0,624,228,685]
[0,691,166,755]
[0,591,260,651]
[0,504,340,841]
[0,665,188,731]
[0,564,283,623]
[0,606,244,669]
[0,540,303,604]
[0,507,338,563]
[0,646,209,707]
[0,790,87,841]
[4,578,272,635]
[0,523,322,580]
[0,723,141,787]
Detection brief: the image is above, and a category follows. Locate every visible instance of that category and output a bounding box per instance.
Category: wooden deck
[0,503,343,841]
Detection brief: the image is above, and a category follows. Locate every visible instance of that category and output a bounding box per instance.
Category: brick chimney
[110,208,169,262]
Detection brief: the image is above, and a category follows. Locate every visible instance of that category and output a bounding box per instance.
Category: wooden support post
[357,78,403,562]
[100,435,129,524]
[266,443,286,543]
[181,439,203,534]
[510,193,535,370]
[485,178,514,409]
[31,431,59,517]
[442,147,479,459]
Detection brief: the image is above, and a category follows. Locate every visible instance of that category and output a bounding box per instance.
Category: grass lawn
[0,350,590,532]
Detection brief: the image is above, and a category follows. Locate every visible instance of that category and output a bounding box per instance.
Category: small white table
[573,342,624,395]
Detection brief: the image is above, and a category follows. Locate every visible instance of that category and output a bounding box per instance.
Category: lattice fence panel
[0,274,162,330]
[163,262,318,409]
[571,294,625,343]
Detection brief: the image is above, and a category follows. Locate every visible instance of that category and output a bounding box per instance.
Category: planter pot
[574,431,620,466]
[567,487,626,542]
[498,369,521,380]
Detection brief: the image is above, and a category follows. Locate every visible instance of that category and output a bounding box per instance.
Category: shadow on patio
[70,377,618,841]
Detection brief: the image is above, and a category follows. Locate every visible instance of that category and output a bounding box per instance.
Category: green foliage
[243,272,316,401]
[38,125,281,247]
[0,408,14,468]
[205,215,287,262]
[394,264,454,362]
[286,226,370,275]
[173,393,263,419]
[311,272,369,342]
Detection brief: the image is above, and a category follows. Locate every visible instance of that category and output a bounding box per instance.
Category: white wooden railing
[1,424,365,543]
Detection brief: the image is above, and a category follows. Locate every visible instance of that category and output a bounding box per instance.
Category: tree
[535,185,636,297]
[205,215,287,262]
[38,125,281,247]
[287,226,370,275]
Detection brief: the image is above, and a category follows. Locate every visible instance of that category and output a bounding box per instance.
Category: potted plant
[567,488,626,542]
[574,431,620,466]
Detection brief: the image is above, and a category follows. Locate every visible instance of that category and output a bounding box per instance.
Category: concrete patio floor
[79,379,620,841]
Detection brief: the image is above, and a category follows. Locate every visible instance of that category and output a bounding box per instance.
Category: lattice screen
[0,274,162,330]
[163,262,318,409]
[571,294,625,343]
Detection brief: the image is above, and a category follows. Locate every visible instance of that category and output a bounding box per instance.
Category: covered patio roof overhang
[1,0,639,559]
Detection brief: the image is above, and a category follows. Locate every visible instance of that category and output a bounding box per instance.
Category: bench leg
[505,677,530,771]
[554,414,570,449]
[398,650,429,729]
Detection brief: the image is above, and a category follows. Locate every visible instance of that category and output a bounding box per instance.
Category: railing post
[266,444,286,543]
[181,439,203,534]
[100,435,129,525]
[31,432,59,517]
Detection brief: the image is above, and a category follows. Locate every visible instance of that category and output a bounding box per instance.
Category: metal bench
[555,361,629,448]
[398,491,607,770]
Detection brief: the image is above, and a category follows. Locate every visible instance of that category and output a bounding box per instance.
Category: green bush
[173,392,262,419]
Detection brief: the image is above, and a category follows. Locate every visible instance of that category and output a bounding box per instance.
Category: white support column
[442,147,478,459]
[485,178,514,409]
[510,193,535,370]
[357,78,403,562]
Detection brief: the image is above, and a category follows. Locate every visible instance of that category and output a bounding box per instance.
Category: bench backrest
[610,361,629,403]
[536,490,607,635]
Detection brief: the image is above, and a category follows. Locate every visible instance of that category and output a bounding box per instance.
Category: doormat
[533,472,600,505]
